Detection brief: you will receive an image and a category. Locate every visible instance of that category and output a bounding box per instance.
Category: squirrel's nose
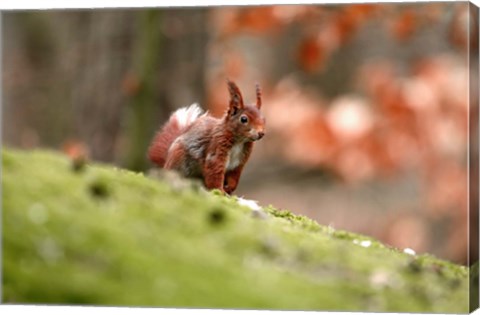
[258,131,265,139]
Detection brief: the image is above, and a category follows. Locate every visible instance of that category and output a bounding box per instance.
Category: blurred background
[2,2,477,264]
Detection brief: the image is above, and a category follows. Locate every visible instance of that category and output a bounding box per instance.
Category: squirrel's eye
[240,115,249,124]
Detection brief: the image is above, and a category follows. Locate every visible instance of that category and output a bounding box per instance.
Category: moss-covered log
[2,148,470,312]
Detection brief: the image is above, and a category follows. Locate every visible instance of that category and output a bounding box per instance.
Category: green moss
[2,148,470,312]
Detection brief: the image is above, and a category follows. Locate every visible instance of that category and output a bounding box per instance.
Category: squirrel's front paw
[224,185,234,195]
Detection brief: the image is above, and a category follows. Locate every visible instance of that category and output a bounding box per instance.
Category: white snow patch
[237,197,262,211]
[360,240,372,248]
[353,239,372,248]
[403,248,416,255]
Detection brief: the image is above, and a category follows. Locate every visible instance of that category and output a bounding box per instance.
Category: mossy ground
[2,148,470,312]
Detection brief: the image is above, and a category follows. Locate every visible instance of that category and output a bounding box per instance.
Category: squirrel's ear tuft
[227,80,244,115]
[255,83,262,109]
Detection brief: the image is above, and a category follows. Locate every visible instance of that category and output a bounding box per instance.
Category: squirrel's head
[225,80,266,142]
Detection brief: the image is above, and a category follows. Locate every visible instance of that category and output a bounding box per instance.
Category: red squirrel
[148,80,266,194]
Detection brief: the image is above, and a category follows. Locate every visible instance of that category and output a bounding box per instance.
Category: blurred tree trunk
[123,10,163,171]
[69,10,134,163]
[123,8,209,171]
[4,8,208,170]
[3,12,70,149]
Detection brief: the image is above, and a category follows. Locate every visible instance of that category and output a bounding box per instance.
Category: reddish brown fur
[148,80,265,194]
[148,119,182,167]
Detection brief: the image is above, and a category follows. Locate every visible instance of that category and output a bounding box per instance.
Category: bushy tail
[148,104,203,167]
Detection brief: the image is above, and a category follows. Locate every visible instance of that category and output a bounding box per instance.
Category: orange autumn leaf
[286,115,337,166]
[347,3,381,17]
[334,11,358,44]
[297,36,326,73]
[333,4,381,45]
[391,9,417,41]
[225,7,283,35]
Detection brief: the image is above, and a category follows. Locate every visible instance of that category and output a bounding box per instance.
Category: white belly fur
[226,144,243,171]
